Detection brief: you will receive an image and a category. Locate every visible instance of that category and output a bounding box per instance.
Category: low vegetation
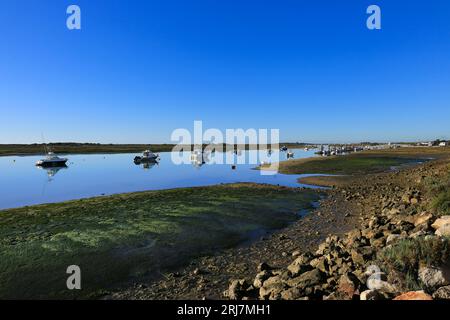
[378,237,450,291]
[0,183,321,299]
[0,143,178,156]
[265,154,420,176]
[424,165,450,216]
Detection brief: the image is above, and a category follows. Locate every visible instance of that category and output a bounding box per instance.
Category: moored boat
[36,152,68,167]
[134,150,159,163]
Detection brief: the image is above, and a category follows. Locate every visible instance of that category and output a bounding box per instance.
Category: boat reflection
[36,164,68,181]
[135,161,158,170]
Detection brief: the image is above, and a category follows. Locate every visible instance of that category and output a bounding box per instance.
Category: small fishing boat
[134,150,159,163]
[36,152,68,167]
[287,150,294,158]
[280,145,288,152]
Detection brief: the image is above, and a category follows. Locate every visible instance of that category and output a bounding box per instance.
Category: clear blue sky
[1,0,449,144]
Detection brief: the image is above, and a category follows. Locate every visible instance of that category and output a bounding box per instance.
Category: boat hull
[36,160,68,167]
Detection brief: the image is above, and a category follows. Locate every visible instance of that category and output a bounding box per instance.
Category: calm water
[0,148,320,210]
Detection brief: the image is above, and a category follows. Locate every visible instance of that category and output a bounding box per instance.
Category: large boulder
[431,216,450,230]
[393,291,433,300]
[418,266,450,291]
[435,224,450,237]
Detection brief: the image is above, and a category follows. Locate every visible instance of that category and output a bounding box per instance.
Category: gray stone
[418,266,450,291]
[432,285,450,300]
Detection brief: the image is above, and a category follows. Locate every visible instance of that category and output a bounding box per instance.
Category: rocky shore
[113,155,450,300]
[225,158,450,300]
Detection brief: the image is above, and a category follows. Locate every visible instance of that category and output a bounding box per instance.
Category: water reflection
[135,161,158,171]
[36,165,68,181]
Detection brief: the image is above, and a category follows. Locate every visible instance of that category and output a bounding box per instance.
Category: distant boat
[36,152,68,167]
[134,150,159,164]
[287,150,294,158]
[304,147,309,151]
[280,146,288,151]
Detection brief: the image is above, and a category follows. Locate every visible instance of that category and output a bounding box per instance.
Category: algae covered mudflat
[0,183,321,299]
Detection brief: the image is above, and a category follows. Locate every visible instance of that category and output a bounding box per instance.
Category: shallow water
[0,148,320,210]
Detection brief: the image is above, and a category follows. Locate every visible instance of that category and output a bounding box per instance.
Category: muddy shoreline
[110,184,361,299]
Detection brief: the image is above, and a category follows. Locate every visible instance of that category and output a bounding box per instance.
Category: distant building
[439,141,448,147]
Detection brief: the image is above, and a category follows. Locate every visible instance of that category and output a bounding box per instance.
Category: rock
[402,194,412,204]
[337,273,359,300]
[253,270,272,289]
[432,285,450,300]
[435,224,450,237]
[226,279,249,300]
[360,289,384,300]
[431,216,450,230]
[409,230,428,238]
[280,287,304,300]
[292,253,313,266]
[386,234,402,245]
[418,266,450,291]
[414,213,433,227]
[315,242,328,255]
[393,291,433,300]
[259,276,286,300]
[257,262,271,272]
[310,257,329,274]
[286,269,324,288]
[346,229,362,246]
[351,247,374,266]
[292,250,301,257]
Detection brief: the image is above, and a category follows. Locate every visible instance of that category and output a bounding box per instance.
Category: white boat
[36,152,68,167]
[134,150,159,163]
[287,150,294,158]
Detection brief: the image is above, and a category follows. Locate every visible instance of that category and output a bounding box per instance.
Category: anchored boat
[134,150,159,164]
[36,152,68,167]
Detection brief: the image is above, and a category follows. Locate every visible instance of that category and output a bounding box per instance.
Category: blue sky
[1,0,449,144]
